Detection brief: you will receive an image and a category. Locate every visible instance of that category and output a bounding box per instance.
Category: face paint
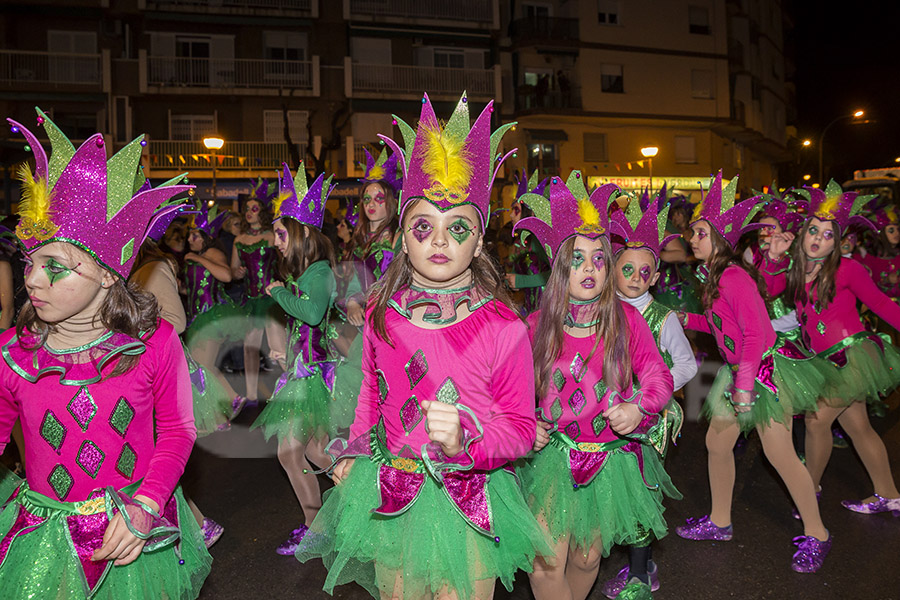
[448,218,473,244]
[621,263,634,278]
[22,257,33,279]
[694,228,708,240]
[639,264,652,283]
[275,229,288,243]
[362,193,386,206]
[246,204,260,214]
[409,217,433,243]
[591,250,604,271]
[571,250,585,270]
[44,258,78,286]
[822,229,835,241]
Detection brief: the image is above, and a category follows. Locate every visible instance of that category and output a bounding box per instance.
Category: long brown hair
[277,218,335,280]
[699,225,768,309]
[240,198,273,233]
[532,236,631,399]
[874,228,900,258]
[348,182,398,258]
[786,219,842,309]
[368,200,517,345]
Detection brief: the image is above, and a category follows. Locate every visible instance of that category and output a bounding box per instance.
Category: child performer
[674,172,830,573]
[857,205,900,297]
[504,170,550,314]
[785,182,900,515]
[0,110,210,598]
[515,173,676,600]
[296,93,550,600]
[250,164,338,555]
[598,192,698,598]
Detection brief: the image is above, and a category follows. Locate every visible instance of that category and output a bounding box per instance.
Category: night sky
[791,2,900,183]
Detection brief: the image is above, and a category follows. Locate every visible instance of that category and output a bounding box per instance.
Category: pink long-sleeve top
[685,265,775,391]
[797,257,900,353]
[752,246,790,298]
[350,299,536,470]
[526,302,674,443]
[855,252,900,298]
[0,320,195,508]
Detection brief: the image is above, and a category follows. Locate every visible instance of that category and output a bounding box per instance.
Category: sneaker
[201,518,224,549]
[614,577,653,600]
[840,494,900,516]
[675,515,733,541]
[601,562,660,599]
[791,533,831,573]
[276,524,309,556]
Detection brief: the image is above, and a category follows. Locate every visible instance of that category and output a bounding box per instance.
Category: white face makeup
[24,242,113,325]
[615,247,659,299]
[567,235,606,302]
[803,217,836,260]
[401,201,483,285]
[362,183,388,226]
[689,220,713,262]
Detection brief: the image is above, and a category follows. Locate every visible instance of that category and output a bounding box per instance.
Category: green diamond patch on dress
[593,379,608,403]
[40,410,66,454]
[569,353,587,383]
[405,349,428,390]
[564,420,580,440]
[816,321,826,335]
[400,396,423,434]
[376,369,389,403]
[436,377,460,404]
[67,386,97,433]
[553,368,566,392]
[48,464,74,500]
[550,397,563,421]
[116,443,137,479]
[76,440,105,478]
[723,335,736,353]
[109,397,135,437]
[592,413,607,436]
[712,312,723,330]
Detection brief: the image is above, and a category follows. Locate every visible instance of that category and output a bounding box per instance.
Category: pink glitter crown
[791,179,877,234]
[690,170,765,248]
[9,108,193,278]
[360,148,402,194]
[610,193,680,260]
[873,205,898,231]
[379,92,516,231]
[274,162,334,229]
[512,170,621,259]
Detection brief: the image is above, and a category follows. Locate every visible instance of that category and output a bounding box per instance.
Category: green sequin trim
[553,368,566,392]
[40,410,66,454]
[712,312,723,331]
[376,369,389,404]
[235,238,272,252]
[816,321,826,335]
[47,464,74,500]
[723,334,736,353]
[591,412,607,436]
[120,238,134,265]
[109,396,135,437]
[116,443,137,478]
[594,379,608,403]
[550,397,563,421]
[436,377,461,404]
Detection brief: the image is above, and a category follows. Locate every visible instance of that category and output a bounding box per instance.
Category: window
[47,30,99,84]
[600,64,623,93]
[523,3,551,18]
[674,136,697,164]
[53,114,99,140]
[169,114,217,141]
[583,133,608,162]
[264,31,307,62]
[691,69,714,99]
[689,6,710,35]
[264,110,309,143]
[434,49,465,69]
[527,143,560,177]
[598,0,619,25]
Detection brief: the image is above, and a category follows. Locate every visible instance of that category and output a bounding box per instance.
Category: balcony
[509,17,579,45]
[147,140,308,172]
[345,0,497,29]
[145,0,316,17]
[142,53,320,96]
[346,60,500,101]
[0,50,104,91]
[515,86,582,113]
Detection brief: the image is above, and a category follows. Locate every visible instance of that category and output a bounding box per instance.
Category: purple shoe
[276,524,309,555]
[601,562,660,599]
[840,494,900,516]
[792,489,823,520]
[201,518,224,549]
[675,515,733,541]
[230,395,258,420]
[791,533,831,573]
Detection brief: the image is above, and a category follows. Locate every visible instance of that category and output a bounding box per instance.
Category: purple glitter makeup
[409,218,432,243]
[639,264,652,283]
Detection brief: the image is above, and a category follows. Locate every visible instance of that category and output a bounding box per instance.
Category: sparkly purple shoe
[840,494,900,516]
[201,518,224,549]
[230,395,258,420]
[276,524,309,555]
[601,562,660,599]
[675,515,733,541]
[791,533,831,573]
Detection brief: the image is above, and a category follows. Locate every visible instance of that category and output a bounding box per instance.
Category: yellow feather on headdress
[575,198,604,234]
[15,164,58,241]
[271,191,292,219]
[367,164,385,182]
[815,194,840,220]
[420,122,472,195]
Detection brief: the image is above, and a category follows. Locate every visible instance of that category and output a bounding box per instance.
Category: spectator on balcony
[536,74,550,108]
[557,71,571,108]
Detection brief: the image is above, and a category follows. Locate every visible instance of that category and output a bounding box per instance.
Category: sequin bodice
[508,232,548,313]
[353,237,395,295]
[237,239,278,299]
[284,276,331,368]
[183,261,228,325]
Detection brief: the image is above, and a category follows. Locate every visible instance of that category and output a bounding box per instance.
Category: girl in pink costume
[785,181,900,516]
[0,109,210,599]
[296,93,551,600]
[857,205,900,297]
[515,173,676,600]
[674,172,831,573]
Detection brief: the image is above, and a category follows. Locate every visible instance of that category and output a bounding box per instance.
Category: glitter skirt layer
[331,332,363,432]
[518,443,678,555]
[241,295,279,329]
[250,369,334,445]
[186,349,231,437]
[295,457,552,600]
[817,335,900,408]
[0,484,211,600]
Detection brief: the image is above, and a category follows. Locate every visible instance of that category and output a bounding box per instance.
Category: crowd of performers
[0,94,898,600]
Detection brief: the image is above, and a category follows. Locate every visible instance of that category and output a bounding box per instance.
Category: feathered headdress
[378,92,516,231]
[690,170,765,248]
[513,170,621,258]
[360,148,402,194]
[610,192,680,260]
[9,107,193,278]
[873,205,899,231]
[746,185,806,232]
[791,179,877,234]
[250,176,272,207]
[273,162,334,229]
[191,202,228,237]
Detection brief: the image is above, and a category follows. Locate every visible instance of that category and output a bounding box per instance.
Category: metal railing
[509,17,579,41]
[147,56,313,90]
[349,0,492,23]
[351,63,495,97]
[516,86,582,111]
[148,140,308,170]
[0,50,101,87]
[148,0,312,11]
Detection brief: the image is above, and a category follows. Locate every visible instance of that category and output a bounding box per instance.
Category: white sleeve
[771,310,800,333]
[659,313,698,391]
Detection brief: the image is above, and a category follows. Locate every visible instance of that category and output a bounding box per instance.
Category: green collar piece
[564,296,602,328]
[388,283,493,325]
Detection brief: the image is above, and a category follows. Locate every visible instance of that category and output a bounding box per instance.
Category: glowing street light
[802,139,812,147]
[640,146,659,193]
[803,174,811,181]
[203,137,225,204]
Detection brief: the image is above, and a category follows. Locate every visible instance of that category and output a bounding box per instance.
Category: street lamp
[802,139,811,147]
[818,110,864,184]
[640,146,659,194]
[203,137,225,206]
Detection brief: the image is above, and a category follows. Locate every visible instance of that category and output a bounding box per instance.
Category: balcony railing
[147,56,316,91]
[516,86,582,111]
[509,17,579,42]
[348,0,493,24]
[349,63,497,98]
[0,50,102,88]
[148,140,308,170]
[148,0,313,13]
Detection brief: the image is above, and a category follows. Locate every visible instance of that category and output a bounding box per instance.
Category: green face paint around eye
[448,218,473,244]
[43,258,74,286]
[571,251,585,270]
[621,263,634,278]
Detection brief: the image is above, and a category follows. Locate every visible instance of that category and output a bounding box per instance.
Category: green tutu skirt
[186,348,231,437]
[184,303,245,347]
[331,333,363,432]
[0,483,211,600]
[242,295,279,329]
[817,333,900,408]
[703,340,828,433]
[296,457,552,600]
[519,443,679,555]
[250,371,333,445]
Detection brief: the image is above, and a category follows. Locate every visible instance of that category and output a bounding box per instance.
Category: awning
[526,128,569,142]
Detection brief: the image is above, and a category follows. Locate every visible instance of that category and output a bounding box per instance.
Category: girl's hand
[603,402,642,435]
[767,232,795,259]
[533,420,552,452]
[505,273,518,290]
[676,311,688,327]
[332,458,355,484]
[421,400,463,457]
[184,252,200,263]
[265,281,284,296]
[347,299,365,327]
[91,494,158,566]
[232,265,247,280]
[731,389,754,414]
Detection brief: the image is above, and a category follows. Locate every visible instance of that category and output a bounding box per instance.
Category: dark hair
[532,236,630,399]
[367,200,517,345]
[277,218,335,279]
[241,198,273,233]
[874,227,900,258]
[698,224,768,310]
[786,219,842,310]
[134,239,178,276]
[189,228,220,254]
[348,182,399,258]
